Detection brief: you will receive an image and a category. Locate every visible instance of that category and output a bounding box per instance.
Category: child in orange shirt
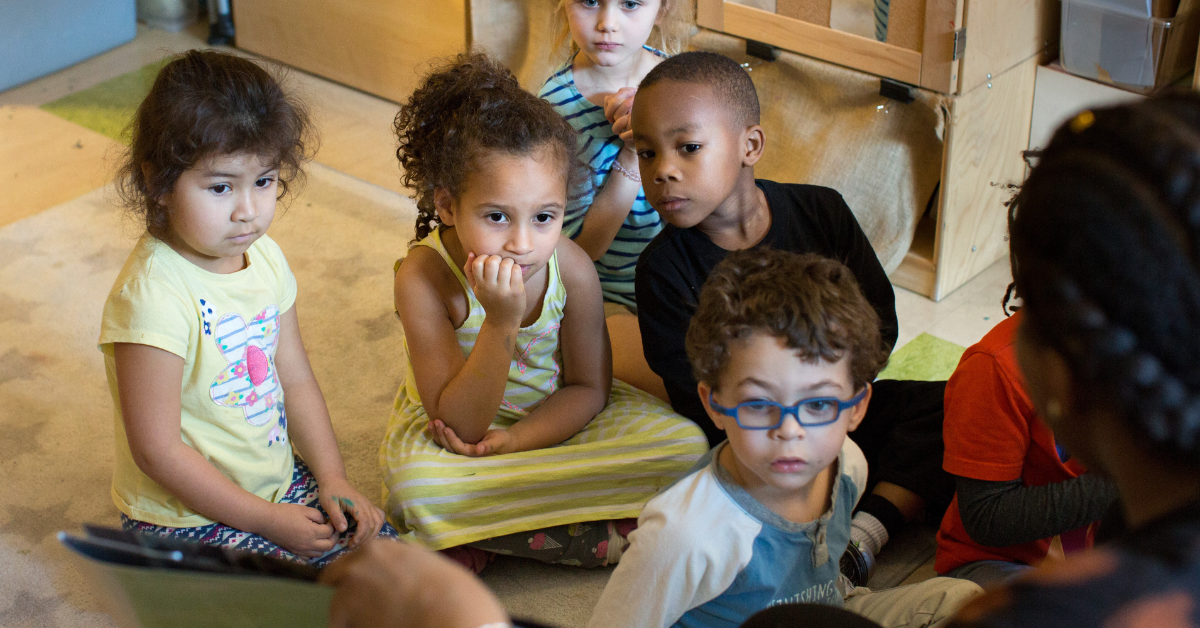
[935,305,1116,588]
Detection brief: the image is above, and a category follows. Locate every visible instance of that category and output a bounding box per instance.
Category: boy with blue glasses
[586,250,980,628]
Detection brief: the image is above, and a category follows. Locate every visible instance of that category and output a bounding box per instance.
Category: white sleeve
[842,438,869,508]
[586,470,759,628]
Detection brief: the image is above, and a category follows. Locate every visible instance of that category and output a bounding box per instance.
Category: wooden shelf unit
[698,0,1058,300]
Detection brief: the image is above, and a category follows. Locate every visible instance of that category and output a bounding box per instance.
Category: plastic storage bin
[0,0,137,92]
[1061,0,1200,92]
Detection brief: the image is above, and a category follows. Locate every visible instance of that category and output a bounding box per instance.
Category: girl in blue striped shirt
[539,0,692,400]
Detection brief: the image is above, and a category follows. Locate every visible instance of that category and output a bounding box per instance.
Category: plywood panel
[957,0,1057,94]
[892,251,938,297]
[918,0,963,93]
[934,56,1038,300]
[697,0,725,30]
[886,0,926,52]
[722,2,923,84]
[778,0,831,27]
[232,1,466,104]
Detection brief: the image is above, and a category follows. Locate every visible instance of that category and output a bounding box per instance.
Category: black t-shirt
[635,179,898,445]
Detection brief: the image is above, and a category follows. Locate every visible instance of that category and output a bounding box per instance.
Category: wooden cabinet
[232,1,467,104]
[698,0,1058,299]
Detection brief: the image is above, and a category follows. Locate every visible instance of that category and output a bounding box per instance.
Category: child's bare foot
[440,545,494,574]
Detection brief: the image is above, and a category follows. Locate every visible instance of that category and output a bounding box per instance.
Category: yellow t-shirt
[99,233,298,528]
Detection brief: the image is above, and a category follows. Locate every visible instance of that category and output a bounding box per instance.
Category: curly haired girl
[382,52,707,571]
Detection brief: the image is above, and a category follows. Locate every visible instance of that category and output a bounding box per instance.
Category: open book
[61,525,554,628]
[60,525,335,627]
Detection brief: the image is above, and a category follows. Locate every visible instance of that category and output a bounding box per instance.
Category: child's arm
[397,247,520,444]
[634,247,710,427]
[504,238,612,449]
[586,501,734,628]
[113,343,336,557]
[570,88,643,262]
[431,238,612,456]
[321,539,511,628]
[274,305,387,547]
[954,474,1117,547]
[827,192,899,351]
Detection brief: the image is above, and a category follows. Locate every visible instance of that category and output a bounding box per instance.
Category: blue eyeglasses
[708,387,869,430]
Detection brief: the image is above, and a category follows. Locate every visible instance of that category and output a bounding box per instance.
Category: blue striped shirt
[538,47,667,312]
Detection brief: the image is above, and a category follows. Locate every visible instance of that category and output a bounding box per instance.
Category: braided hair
[394,53,584,244]
[1011,92,1200,461]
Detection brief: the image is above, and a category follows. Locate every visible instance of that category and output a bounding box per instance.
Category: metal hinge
[952,27,967,61]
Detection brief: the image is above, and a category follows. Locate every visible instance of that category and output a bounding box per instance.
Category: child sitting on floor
[630,50,953,584]
[935,302,1116,589]
[99,50,392,565]
[945,93,1200,627]
[538,0,693,399]
[382,53,708,571]
[588,249,981,628]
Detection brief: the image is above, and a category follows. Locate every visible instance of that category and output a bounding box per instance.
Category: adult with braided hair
[942,92,1200,626]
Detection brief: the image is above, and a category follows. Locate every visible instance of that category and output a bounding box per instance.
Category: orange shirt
[935,313,1092,574]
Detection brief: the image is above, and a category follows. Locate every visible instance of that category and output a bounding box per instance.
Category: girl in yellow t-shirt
[99,50,394,565]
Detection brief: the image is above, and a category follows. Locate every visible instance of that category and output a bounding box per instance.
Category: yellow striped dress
[380,229,709,550]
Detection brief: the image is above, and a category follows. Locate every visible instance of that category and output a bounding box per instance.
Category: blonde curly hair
[552,0,695,59]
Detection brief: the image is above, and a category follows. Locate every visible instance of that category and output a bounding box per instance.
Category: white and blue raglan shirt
[537,47,668,312]
[586,439,869,628]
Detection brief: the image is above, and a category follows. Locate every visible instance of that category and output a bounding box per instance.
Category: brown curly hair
[394,53,584,244]
[115,50,314,240]
[686,249,890,390]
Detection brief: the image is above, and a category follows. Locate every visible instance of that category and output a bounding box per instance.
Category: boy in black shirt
[630,51,951,584]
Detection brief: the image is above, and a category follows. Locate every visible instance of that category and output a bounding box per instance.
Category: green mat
[877,333,966,382]
[41,61,164,142]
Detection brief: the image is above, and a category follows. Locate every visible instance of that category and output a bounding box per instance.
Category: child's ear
[844,383,872,433]
[698,381,729,432]
[741,125,766,167]
[433,187,456,226]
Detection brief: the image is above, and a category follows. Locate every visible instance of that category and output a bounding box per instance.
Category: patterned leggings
[467,518,638,568]
[121,460,399,568]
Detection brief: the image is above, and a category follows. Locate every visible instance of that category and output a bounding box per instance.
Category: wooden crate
[698,0,1058,299]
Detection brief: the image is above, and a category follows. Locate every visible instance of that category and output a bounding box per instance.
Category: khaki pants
[842,577,983,628]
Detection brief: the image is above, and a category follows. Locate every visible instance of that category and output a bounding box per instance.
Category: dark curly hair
[394,53,584,244]
[1011,92,1200,462]
[115,50,314,239]
[685,249,889,390]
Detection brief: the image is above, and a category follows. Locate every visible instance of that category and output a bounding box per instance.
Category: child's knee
[907,577,984,625]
